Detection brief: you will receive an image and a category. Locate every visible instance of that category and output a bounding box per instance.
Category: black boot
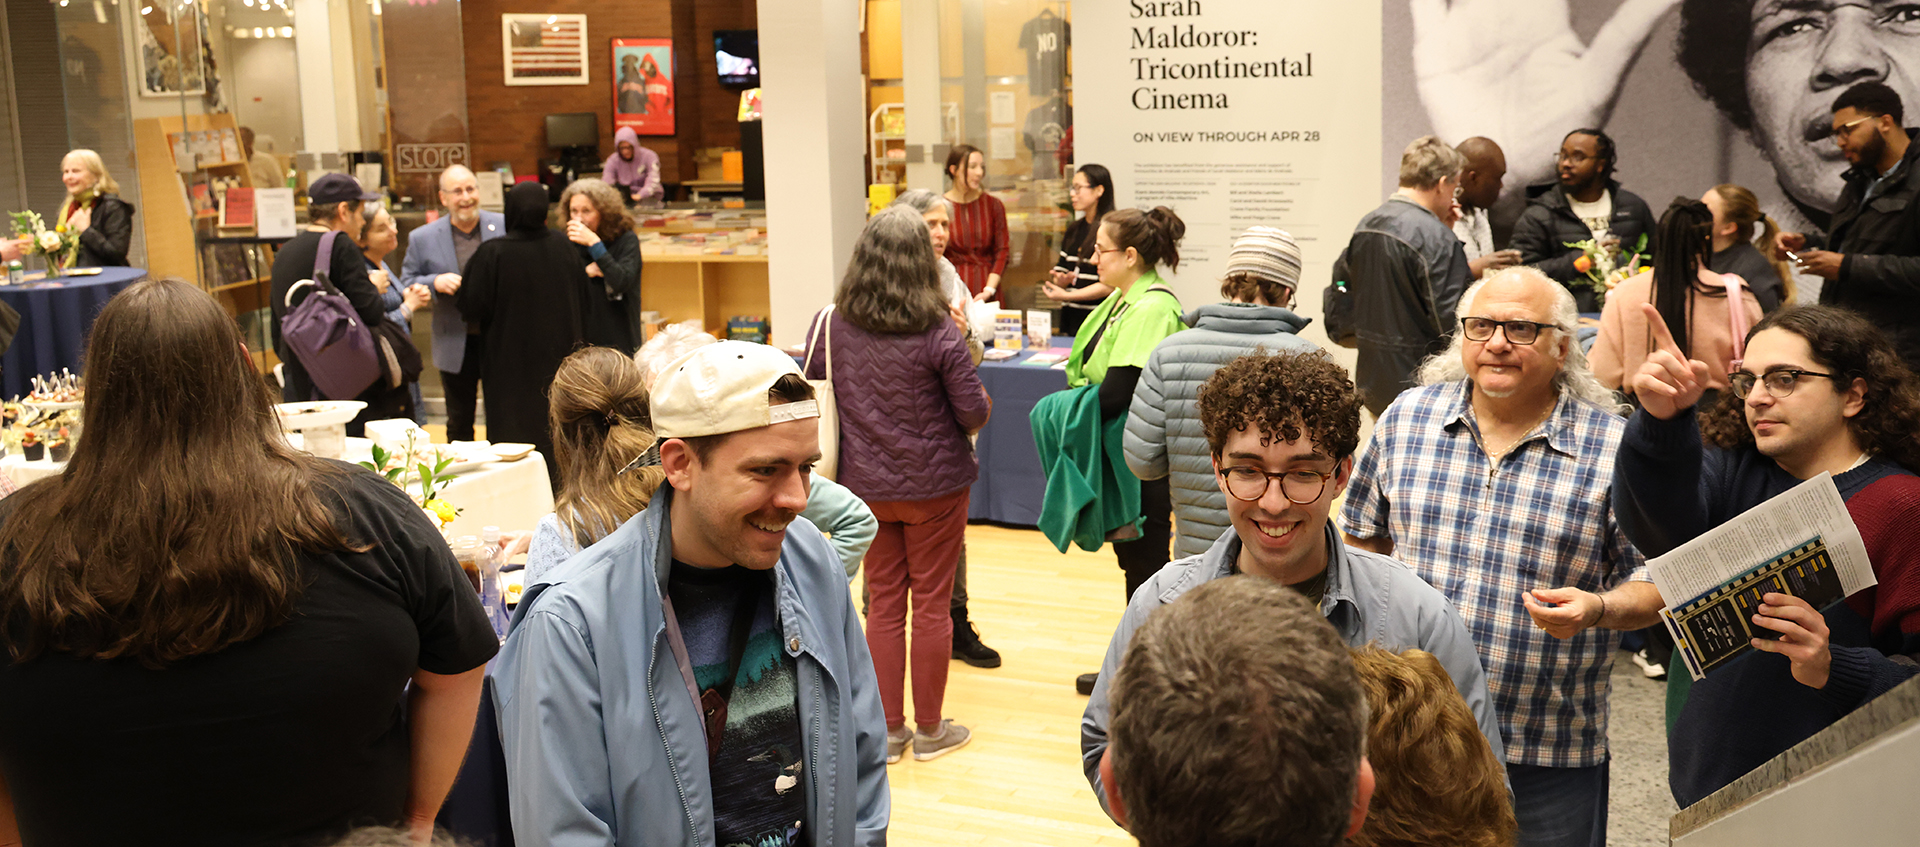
[950,605,1002,668]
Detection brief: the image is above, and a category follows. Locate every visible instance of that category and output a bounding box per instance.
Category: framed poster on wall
[131,0,209,98]
[502,14,588,86]
[611,38,675,136]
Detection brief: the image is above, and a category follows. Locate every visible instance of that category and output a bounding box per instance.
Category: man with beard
[1510,128,1657,312]
[1678,0,1920,245]
[491,341,890,847]
[1775,83,1920,370]
[399,165,503,442]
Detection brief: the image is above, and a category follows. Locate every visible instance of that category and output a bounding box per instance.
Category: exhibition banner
[1074,0,1382,342]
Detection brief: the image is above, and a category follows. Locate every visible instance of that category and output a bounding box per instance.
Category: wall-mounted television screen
[715,30,758,91]
[545,112,598,149]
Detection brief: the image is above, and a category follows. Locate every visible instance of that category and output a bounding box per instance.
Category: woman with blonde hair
[59,148,135,267]
[522,346,665,583]
[560,177,643,353]
[1702,183,1795,311]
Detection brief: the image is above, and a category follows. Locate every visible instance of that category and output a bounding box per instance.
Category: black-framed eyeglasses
[1829,115,1877,145]
[1728,369,1838,399]
[1219,466,1336,504]
[1460,317,1561,345]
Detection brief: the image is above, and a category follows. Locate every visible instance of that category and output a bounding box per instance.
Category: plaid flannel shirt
[1341,380,1648,768]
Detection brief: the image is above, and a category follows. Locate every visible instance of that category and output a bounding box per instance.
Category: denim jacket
[1080,522,1503,817]
[489,486,890,846]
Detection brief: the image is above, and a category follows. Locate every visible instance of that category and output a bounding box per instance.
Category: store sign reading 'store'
[1076,0,1381,337]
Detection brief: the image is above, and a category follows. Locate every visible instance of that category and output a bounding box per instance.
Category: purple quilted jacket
[802,308,991,502]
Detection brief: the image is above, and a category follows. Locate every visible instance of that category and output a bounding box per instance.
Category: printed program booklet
[1649,473,1875,680]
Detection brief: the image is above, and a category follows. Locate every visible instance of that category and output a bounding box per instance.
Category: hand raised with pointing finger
[1628,303,1713,420]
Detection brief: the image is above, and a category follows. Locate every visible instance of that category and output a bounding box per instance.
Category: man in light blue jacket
[1084,350,1502,820]
[400,165,504,441]
[491,341,889,847]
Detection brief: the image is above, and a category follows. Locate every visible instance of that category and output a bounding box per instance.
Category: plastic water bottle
[479,525,509,637]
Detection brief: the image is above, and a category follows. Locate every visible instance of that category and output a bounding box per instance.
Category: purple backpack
[280,231,380,400]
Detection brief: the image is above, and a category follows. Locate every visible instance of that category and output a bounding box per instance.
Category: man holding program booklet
[1612,303,1920,808]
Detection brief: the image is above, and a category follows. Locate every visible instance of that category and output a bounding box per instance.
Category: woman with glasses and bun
[1043,164,1118,336]
[1592,197,1762,409]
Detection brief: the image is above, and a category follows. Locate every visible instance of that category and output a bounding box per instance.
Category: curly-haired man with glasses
[1615,303,1920,808]
[1343,267,1658,847]
[1080,349,1500,823]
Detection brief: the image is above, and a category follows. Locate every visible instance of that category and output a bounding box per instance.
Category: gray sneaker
[911,719,972,761]
[886,726,912,764]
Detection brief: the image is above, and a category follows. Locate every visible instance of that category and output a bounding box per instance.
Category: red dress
[946,193,1009,298]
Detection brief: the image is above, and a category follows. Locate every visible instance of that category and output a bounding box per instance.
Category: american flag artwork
[502,14,588,85]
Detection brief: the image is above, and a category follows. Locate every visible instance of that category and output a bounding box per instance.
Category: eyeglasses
[1069,183,1093,194]
[1555,150,1594,165]
[1219,467,1336,504]
[1830,115,1877,145]
[1460,317,1561,345]
[1094,245,1125,257]
[1728,369,1838,399]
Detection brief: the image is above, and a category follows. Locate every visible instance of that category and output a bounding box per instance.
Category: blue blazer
[401,210,505,372]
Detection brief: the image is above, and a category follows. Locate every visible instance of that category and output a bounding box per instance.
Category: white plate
[274,400,367,430]
[25,400,82,412]
[491,442,537,462]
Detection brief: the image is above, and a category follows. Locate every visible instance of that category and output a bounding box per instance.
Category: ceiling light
[280,25,292,36]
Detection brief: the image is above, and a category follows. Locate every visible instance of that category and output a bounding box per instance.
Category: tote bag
[802,306,841,480]
[280,231,380,400]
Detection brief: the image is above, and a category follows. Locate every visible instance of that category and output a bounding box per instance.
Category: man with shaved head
[401,164,505,440]
[1454,137,1522,279]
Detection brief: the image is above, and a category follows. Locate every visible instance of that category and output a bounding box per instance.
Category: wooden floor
[857,523,1136,847]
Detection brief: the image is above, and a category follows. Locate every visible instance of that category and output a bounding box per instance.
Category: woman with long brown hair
[943,144,1010,303]
[0,279,497,846]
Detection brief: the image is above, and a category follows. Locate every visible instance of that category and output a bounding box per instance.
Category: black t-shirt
[668,560,809,847]
[0,462,499,847]
[1017,13,1070,95]
[270,229,388,403]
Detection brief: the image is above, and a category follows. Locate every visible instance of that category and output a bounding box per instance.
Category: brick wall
[462,0,754,189]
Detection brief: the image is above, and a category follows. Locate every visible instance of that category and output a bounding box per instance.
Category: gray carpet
[1607,650,1680,846]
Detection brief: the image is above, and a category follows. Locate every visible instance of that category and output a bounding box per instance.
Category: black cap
[307,172,381,206]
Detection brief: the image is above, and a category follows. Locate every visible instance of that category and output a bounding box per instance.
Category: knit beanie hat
[1224,226,1302,293]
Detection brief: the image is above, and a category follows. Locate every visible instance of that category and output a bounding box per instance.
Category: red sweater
[946,193,1009,297]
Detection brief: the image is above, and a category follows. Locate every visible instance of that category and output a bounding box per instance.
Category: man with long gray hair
[1339,266,1657,847]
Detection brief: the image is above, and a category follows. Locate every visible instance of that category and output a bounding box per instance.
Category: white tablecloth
[2,438,555,538]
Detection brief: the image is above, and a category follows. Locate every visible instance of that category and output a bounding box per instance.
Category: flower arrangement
[8,211,79,276]
[1563,233,1650,306]
[357,429,463,533]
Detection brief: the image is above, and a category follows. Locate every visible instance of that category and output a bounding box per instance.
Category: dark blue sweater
[1613,407,1920,807]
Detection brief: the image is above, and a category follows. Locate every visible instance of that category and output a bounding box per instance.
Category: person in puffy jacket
[803,206,991,764]
[1125,226,1319,559]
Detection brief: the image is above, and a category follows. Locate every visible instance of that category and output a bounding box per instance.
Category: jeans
[1507,758,1608,847]
[864,488,971,731]
[440,333,484,442]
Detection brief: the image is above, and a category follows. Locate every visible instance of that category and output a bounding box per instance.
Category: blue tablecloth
[0,267,145,398]
[968,336,1072,526]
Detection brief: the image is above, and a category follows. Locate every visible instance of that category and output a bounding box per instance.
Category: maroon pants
[863,487,970,731]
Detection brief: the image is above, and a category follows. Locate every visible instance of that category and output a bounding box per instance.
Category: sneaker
[1075,672,1098,696]
[951,620,1003,668]
[1632,649,1667,680]
[886,726,913,764]
[912,719,972,761]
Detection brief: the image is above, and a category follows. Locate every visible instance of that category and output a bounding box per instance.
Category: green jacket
[1031,383,1141,552]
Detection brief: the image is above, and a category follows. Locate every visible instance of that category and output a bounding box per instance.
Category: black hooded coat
[456,182,586,485]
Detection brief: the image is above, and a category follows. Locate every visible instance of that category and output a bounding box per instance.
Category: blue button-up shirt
[1342,380,1648,768]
